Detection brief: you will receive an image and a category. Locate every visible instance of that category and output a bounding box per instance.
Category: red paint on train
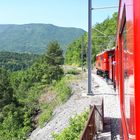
[96,49,115,79]
[95,0,140,139]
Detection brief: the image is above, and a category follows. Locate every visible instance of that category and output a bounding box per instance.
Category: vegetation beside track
[65,12,117,66]
[52,110,89,140]
[0,41,72,140]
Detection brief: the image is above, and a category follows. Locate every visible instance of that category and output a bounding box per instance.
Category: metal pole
[87,0,93,95]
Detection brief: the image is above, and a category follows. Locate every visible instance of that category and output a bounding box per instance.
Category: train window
[122,23,128,78]
[121,19,135,138]
[108,52,113,56]
[122,24,127,51]
[120,5,126,35]
[120,6,135,137]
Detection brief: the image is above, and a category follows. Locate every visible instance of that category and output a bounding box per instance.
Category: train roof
[96,48,115,57]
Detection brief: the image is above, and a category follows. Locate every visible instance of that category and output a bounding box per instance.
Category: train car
[115,0,140,139]
[96,49,115,79]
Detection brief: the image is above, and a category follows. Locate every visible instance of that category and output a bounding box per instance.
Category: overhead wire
[89,4,119,51]
[92,4,132,11]
[92,6,118,10]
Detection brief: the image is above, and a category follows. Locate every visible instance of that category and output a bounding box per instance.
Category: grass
[38,76,72,127]
[38,109,53,127]
[66,69,80,75]
[52,110,89,140]
[53,77,72,103]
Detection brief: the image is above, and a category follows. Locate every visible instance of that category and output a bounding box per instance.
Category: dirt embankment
[30,67,120,140]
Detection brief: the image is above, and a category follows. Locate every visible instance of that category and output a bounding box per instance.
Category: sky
[0,0,119,31]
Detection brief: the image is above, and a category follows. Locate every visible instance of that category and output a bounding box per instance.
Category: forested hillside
[0,24,85,54]
[0,41,72,140]
[0,52,39,71]
[65,13,117,66]
[0,12,118,140]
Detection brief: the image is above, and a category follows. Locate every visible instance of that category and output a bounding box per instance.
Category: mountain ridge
[0,23,85,54]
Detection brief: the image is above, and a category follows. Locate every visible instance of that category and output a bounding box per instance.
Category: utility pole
[87,0,93,95]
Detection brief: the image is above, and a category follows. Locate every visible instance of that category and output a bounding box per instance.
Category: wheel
[113,82,116,91]
[96,70,99,75]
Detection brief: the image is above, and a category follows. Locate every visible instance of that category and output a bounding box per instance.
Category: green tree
[46,41,64,65]
[0,41,65,140]
[65,12,117,65]
[0,52,39,71]
[0,68,13,109]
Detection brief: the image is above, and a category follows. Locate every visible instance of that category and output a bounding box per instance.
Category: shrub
[54,77,72,102]
[52,110,89,140]
[66,69,80,75]
[38,77,72,127]
[38,109,53,127]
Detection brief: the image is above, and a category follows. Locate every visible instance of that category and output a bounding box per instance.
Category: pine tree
[46,41,64,65]
[0,68,13,110]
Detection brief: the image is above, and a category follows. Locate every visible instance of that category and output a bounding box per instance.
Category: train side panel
[116,0,138,139]
[133,0,140,139]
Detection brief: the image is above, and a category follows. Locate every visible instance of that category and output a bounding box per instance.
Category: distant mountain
[0,24,85,54]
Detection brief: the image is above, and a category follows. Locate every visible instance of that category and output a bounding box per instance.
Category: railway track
[80,72,121,140]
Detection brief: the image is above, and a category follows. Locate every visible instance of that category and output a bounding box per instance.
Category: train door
[109,56,112,80]
[112,55,115,83]
[115,47,119,92]
[109,54,114,82]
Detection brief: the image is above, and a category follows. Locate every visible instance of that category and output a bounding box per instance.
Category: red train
[96,49,115,80]
[96,49,116,88]
[96,0,140,139]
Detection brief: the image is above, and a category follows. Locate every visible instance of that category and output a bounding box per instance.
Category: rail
[80,100,104,140]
